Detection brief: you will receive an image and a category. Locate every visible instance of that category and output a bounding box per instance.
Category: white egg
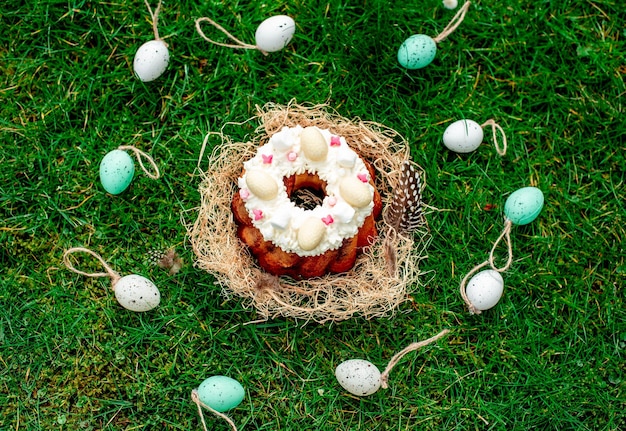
[442,119,484,153]
[114,274,161,312]
[335,359,381,396]
[133,40,170,82]
[465,270,504,311]
[443,0,458,9]
[255,15,296,53]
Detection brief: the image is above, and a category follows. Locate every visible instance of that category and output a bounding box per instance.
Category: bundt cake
[231,125,382,279]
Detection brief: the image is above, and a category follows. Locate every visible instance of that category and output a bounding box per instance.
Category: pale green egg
[99,150,135,195]
[197,376,245,413]
[504,187,545,225]
[397,34,437,69]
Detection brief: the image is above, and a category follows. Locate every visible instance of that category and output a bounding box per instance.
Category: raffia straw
[118,145,160,179]
[63,247,121,287]
[380,329,451,389]
[144,0,163,41]
[195,17,267,55]
[459,219,513,314]
[481,119,508,156]
[432,0,471,43]
[191,389,238,431]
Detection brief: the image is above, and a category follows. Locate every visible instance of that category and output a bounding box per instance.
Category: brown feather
[384,161,425,234]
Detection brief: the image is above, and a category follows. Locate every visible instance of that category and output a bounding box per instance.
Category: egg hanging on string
[335,359,381,396]
[133,39,170,82]
[442,119,484,153]
[99,149,135,195]
[397,34,437,70]
[114,274,161,312]
[197,376,245,412]
[255,15,296,52]
[504,187,545,225]
[465,269,504,311]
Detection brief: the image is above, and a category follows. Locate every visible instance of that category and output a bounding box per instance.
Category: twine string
[459,260,490,315]
[433,1,471,44]
[118,145,160,179]
[144,0,163,41]
[63,247,121,288]
[481,119,508,156]
[380,329,451,389]
[459,219,513,314]
[489,219,513,272]
[191,389,238,431]
[195,17,267,55]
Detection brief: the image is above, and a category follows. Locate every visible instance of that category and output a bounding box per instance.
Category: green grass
[1,0,625,429]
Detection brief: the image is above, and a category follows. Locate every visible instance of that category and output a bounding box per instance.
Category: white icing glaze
[237,125,375,257]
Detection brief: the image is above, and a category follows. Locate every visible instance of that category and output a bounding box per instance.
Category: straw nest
[188,102,430,323]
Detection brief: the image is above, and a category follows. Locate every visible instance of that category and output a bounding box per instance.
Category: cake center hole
[291,186,326,210]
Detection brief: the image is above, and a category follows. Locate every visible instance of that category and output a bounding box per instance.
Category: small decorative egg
[397,34,437,70]
[300,127,328,162]
[246,170,279,201]
[255,15,296,53]
[100,149,135,195]
[339,177,372,208]
[133,40,170,82]
[114,274,161,312]
[443,0,458,9]
[465,270,504,311]
[335,359,381,396]
[197,376,245,413]
[297,217,327,251]
[504,187,545,225]
[442,119,484,153]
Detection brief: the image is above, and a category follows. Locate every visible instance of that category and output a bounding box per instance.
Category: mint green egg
[504,187,545,225]
[99,150,134,195]
[397,34,437,69]
[197,376,245,413]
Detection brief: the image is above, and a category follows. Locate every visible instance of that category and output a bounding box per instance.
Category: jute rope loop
[433,0,471,43]
[380,329,451,389]
[459,219,513,314]
[481,119,508,156]
[144,0,163,41]
[118,145,160,179]
[191,389,238,431]
[63,247,121,287]
[195,17,268,56]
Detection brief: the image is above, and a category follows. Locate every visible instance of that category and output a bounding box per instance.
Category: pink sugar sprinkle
[322,215,334,225]
[262,154,273,164]
[357,173,369,183]
[240,189,250,199]
[327,196,337,206]
[330,136,341,146]
[253,209,263,220]
[287,151,297,162]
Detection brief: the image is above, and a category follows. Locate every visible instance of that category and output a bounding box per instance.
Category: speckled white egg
[443,119,484,153]
[335,359,381,396]
[443,0,458,9]
[133,40,169,82]
[114,274,161,312]
[465,270,504,311]
[255,15,296,52]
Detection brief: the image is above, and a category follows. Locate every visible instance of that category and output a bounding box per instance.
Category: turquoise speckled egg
[99,150,135,195]
[197,376,245,413]
[397,34,437,69]
[504,187,545,225]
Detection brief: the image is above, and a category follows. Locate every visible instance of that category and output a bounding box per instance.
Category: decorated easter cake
[231,125,382,279]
